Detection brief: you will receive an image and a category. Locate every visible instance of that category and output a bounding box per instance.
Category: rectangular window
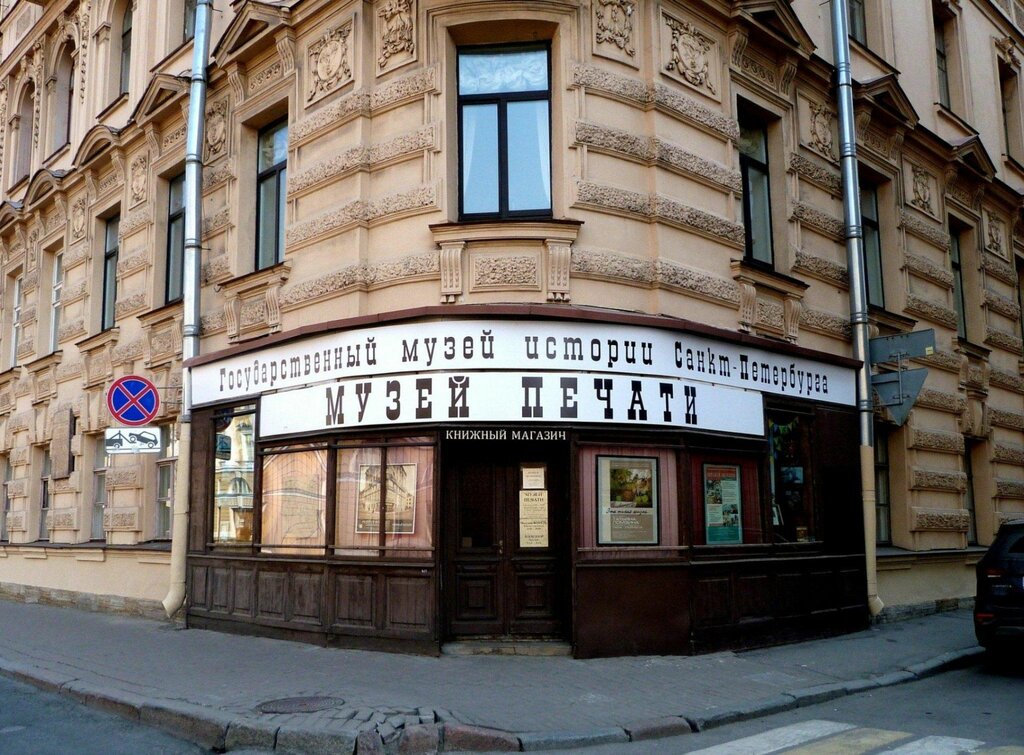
[874,425,891,545]
[949,219,967,340]
[934,17,950,109]
[212,405,256,545]
[184,0,197,43]
[1000,62,1022,161]
[458,45,551,219]
[849,0,867,45]
[861,185,884,308]
[119,7,132,96]
[255,121,287,271]
[156,425,178,539]
[261,446,328,554]
[102,216,120,330]
[166,173,185,303]
[597,456,659,545]
[334,442,435,558]
[50,254,62,352]
[964,442,978,546]
[769,411,817,543]
[10,274,22,368]
[738,108,774,266]
[0,456,9,542]
[39,450,51,542]
[92,439,107,540]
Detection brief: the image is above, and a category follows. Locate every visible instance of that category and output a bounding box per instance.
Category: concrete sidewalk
[0,600,981,753]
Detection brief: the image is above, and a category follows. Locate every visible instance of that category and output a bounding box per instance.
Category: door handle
[498,539,503,555]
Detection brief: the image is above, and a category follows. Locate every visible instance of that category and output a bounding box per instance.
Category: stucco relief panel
[307,18,354,104]
[660,10,720,100]
[375,0,415,76]
[204,99,229,162]
[469,251,541,292]
[593,0,637,67]
[799,97,835,162]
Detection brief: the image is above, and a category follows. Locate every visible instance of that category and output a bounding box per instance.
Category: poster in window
[356,463,417,534]
[704,464,742,545]
[519,489,549,548]
[597,456,658,545]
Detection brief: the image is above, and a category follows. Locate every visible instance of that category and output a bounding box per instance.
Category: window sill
[42,143,71,169]
[934,102,977,139]
[1002,153,1024,181]
[96,92,129,122]
[430,218,582,245]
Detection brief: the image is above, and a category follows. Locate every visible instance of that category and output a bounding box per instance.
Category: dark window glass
[964,443,978,546]
[166,174,186,303]
[849,0,867,45]
[949,220,967,339]
[458,46,551,219]
[39,451,51,542]
[119,6,132,96]
[102,216,120,331]
[256,121,287,271]
[769,412,817,543]
[935,18,951,108]
[739,112,774,266]
[184,0,197,43]
[861,185,884,308]
[874,425,891,545]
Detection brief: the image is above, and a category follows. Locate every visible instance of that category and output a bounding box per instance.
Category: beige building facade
[0,0,1019,653]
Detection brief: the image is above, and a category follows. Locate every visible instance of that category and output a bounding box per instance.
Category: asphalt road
[0,673,205,755]
[586,656,1024,753]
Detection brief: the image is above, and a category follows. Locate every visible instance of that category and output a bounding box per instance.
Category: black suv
[975,519,1024,653]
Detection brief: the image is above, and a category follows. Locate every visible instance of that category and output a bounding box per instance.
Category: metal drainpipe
[830,0,883,616]
[163,0,213,618]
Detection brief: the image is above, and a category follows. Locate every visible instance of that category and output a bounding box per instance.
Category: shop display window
[334,441,434,558]
[211,405,256,545]
[768,410,817,543]
[261,445,328,554]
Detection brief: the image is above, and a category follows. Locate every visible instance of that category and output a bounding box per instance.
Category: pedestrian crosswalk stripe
[687,720,856,754]
[882,735,986,754]
[687,720,1021,755]
[783,727,913,753]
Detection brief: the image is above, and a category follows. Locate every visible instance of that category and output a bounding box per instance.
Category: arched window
[119,5,132,96]
[12,84,34,185]
[51,45,75,154]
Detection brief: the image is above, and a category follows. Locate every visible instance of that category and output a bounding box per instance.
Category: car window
[1008,531,1024,554]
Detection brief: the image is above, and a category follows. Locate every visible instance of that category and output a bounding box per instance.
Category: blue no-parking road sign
[106,375,161,427]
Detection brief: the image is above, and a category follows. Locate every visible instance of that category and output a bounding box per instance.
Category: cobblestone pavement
[0,600,982,752]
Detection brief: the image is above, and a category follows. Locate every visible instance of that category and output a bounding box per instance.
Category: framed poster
[597,456,658,545]
[356,463,417,534]
[704,464,741,545]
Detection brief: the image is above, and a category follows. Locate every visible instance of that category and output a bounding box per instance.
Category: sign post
[106,375,161,427]
[869,330,935,427]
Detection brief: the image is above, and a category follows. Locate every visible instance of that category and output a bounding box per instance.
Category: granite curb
[0,645,984,753]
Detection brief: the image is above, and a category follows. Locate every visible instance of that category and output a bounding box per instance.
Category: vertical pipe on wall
[830,0,883,616]
[163,0,213,618]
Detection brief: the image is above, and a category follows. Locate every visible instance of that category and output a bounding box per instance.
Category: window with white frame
[92,438,108,541]
[10,274,22,368]
[49,254,63,353]
[39,450,51,542]
[156,425,178,539]
[457,44,551,220]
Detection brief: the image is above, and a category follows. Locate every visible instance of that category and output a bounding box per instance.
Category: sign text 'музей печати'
[191,319,855,437]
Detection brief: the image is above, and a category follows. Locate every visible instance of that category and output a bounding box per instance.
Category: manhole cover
[256,696,345,714]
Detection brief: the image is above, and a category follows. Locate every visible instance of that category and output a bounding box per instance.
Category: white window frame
[50,254,63,353]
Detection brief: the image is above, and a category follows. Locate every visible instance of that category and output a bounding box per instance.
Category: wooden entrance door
[444,441,568,638]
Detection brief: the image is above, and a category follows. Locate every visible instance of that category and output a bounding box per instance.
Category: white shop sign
[194,319,855,407]
[259,370,765,437]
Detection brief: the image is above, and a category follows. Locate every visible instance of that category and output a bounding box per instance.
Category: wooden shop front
[185,308,867,656]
